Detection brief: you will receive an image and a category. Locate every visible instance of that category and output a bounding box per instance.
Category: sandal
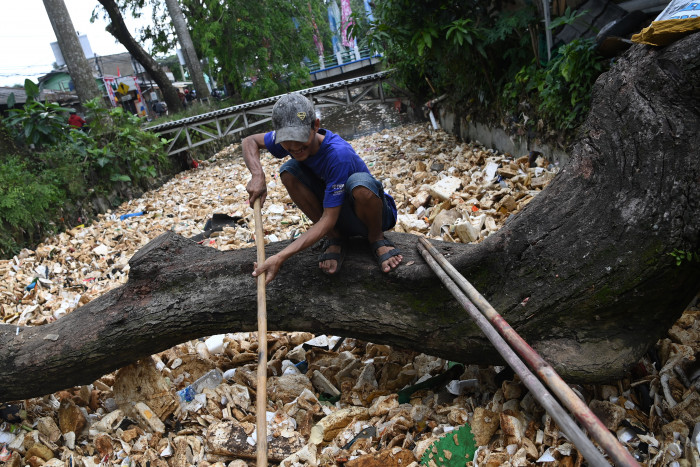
[371,238,402,272]
[318,237,347,275]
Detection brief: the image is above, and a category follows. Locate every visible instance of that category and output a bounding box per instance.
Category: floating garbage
[0,123,697,466]
[119,211,145,221]
[177,369,223,404]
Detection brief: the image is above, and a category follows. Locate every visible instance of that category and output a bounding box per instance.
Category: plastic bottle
[177,369,223,403]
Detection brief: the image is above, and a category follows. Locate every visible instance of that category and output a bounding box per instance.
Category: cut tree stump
[1,33,699,402]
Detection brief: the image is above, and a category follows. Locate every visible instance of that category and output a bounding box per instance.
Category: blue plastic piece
[177,386,195,402]
[295,361,309,374]
[119,211,145,221]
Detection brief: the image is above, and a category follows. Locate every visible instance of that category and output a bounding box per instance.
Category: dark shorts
[279,159,397,237]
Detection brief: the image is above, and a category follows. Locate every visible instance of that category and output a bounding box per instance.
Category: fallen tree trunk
[2,33,700,402]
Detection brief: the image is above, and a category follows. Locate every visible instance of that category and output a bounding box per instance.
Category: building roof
[0,87,29,106]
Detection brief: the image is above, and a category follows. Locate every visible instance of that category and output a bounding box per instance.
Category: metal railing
[146,70,405,156]
[306,47,381,74]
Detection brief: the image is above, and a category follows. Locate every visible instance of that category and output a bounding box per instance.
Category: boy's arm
[253,205,341,284]
[242,133,269,206]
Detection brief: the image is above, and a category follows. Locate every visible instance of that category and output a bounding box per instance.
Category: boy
[242,93,402,284]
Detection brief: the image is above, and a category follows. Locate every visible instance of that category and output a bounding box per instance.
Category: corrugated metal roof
[0,87,29,106]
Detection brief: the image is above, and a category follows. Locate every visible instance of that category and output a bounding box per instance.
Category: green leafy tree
[364,0,535,109]
[164,0,210,99]
[125,0,330,102]
[364,1,608,138]
[0,154,65,255]
[159,54,184,82]
[93,0,184,112]
[81,98,170,184]
[0,95,170,257]
[503,37,606,131]
[184,0,332,101]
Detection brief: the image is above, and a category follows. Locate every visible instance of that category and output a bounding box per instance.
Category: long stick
[416,242,610,466]
[418,237,640,467]
[253,199,268,467]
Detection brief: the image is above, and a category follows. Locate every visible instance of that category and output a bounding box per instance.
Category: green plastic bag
[420,423,477,466]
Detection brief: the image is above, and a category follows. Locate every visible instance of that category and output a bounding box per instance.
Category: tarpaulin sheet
[631,1,700,46]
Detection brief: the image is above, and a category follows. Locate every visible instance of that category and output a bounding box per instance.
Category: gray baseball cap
[272,93,316,143]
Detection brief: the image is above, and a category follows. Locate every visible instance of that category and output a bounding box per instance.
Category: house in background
[36,52,170,118]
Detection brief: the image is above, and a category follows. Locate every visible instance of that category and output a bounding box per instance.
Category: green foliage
[158,54,184,82]
[504,38,606,130]
[4,80,72,147]
[669,249,700,266]
[82,98,170,185]
[365,1,535,108]
[0,153,68,256]
[115,0,328,101]
[0,95,170,258]
[548,7,589,30]
[347,0,372,46]
[365,2,607,137]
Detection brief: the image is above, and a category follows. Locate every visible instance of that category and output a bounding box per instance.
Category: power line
[0,72,49,77]
[0,64,54,69]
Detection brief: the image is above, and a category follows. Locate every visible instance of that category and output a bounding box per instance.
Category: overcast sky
[0,0,152,87]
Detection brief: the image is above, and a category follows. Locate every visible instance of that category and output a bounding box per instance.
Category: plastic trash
[398,363,464,404]
[268,204,285,214]
[0,446,10,462]
[342,426,376,450]
[205,334,225,354]
[177,369,223,403]
[303,335,331,349]
[484,161,499,181]
[537,448,556,462]
[446,379,479,395]
[295,361,309,374]
[34,265,49,279]
[497,174,508,189]
[177,386,197,403]
[119,211,145,221]
[420,423,476,466]
[0,431,16,445]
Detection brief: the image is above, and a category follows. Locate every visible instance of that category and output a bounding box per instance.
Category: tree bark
[1,34,699,403]
[43,0,103,104]
[97,0,184,113]
[164,0,211,100]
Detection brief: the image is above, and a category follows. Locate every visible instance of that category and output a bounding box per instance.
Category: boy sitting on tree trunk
[242,93,402,284]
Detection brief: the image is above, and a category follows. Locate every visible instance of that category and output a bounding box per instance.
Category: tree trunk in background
[42,0,103,104]
[97,0,184,113]
[1,33,699,403]
[164,0,211,100]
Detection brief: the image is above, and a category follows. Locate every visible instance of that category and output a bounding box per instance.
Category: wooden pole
[416,242,611,465]
[418,237,640,467]
[253,199,268,466]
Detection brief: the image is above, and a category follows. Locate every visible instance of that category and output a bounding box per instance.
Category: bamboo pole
[418,237,640,467]
[416,242,610,465]
[253,199,268,466]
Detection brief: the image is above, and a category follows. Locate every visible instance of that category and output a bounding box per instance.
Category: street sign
[118,82,130,95]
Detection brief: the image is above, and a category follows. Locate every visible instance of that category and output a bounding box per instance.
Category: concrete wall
[436,106,571,167]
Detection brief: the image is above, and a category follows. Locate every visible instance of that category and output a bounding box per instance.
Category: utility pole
[43,0,103,105]
[164,0,210,101]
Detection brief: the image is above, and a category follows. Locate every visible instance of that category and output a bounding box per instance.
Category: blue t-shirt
[264,129,396,213]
